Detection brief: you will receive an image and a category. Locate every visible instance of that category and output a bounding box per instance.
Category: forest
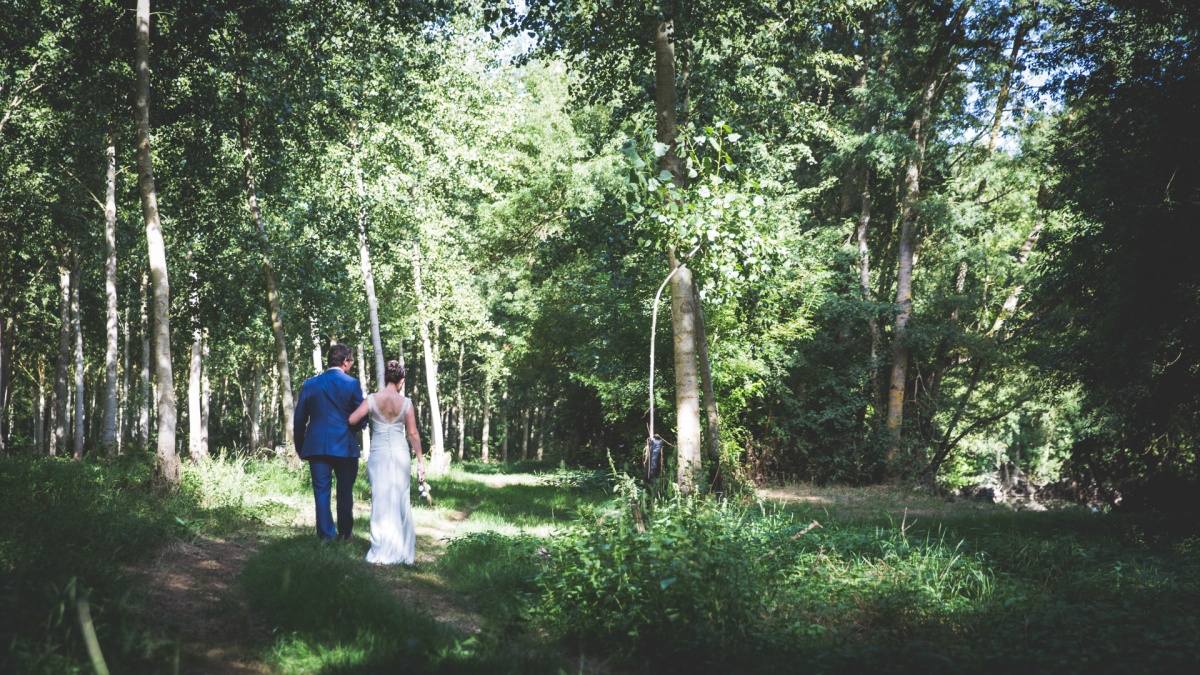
[2,0,1199,672]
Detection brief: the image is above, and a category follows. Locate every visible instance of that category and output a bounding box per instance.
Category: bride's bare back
[371,388,406,422]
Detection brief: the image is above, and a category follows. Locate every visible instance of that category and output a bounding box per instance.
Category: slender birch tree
[134,0,180,484]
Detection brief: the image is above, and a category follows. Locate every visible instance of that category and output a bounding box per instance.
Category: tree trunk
[357,340,370,458]
[187,252,204,462]
[71,258,84,460]
[857,169,884,424]
[522,407,530,460]
[412,243,446,473]
[119,311,130,454]
[397,337,406,396]
[692,284,719,464]
[138,272,151,447]
[885,0,969,466]
[501,388,508,462]
[653,18,685,185]
[480,374,491,463]
[668,249,702,494]
[455,340,465,461]
[536,405,546,461]
[353,139,386,387]
[988,220,1043,337]
[239,106,295,449]
[101,131,119,451]
[249,362,261,451]
[987,18,1032,154]
[309,314,322,376]
[34,361,45,454]
[0,317,6,457]
[53,262,71,456]
[136,0,180,484]
[188,334,203,461]
[266,365,278,447]
[200,338,210,457]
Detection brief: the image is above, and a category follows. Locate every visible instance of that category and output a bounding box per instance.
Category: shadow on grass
[0,454,253,673]
[241,533,559,673]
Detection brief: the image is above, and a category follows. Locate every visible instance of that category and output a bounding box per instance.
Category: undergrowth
[0,452,306,673]
[436,478,1200,673]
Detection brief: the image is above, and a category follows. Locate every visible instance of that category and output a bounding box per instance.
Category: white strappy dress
[365,394,416,565]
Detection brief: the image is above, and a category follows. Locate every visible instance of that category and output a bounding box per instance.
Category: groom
[293,343,366,542]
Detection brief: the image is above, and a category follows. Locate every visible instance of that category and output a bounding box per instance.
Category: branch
[757,520,823,561]
[0,61,43,136]
[54,163,105,209]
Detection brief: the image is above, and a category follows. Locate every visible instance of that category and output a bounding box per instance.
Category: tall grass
[437,481,1200,673]
[0,452,308,673]
[241,536,560,673]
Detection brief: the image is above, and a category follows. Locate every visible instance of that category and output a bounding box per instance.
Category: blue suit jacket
[293,368,367,459]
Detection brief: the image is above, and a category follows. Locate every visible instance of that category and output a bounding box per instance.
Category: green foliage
[242,535,560,673]
[443,486,1200,672]
[0,453,284,673]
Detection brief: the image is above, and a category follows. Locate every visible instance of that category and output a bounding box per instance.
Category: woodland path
[133,472,544,673]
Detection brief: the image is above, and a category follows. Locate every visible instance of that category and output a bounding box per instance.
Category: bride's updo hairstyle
[384,360,406,385]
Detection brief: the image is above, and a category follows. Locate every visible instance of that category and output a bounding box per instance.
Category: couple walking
[293,343,425,564]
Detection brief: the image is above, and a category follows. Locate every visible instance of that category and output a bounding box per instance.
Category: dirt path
[132,473,548,672]
[134,534,273,674]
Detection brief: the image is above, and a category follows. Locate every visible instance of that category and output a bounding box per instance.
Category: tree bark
[238,115,295,449]
[669,249,702,494]
[53,262,71,456]
[521,406,530,460]
[885,0,970,466]
[101,131,119,451]
[653,17,685,185]
[249,362,261,451]
[413,243,446,473]
[501,388,508,462]
[480,374,491,463]
[71,257,85,460]
[455,340,465,461]
[188,252,205,462]
[353,138,385,387]
[119,312,129,454]
[692,284,720,464]
[857,169,885,423]
[357,340,370,458]
[536,405,546,461]
[0,317,6,457]
[988,220,1043,337]
[136,0,180,483]
[200,337,210,457]
[987,18,1032,154]
[309,314,322,376]
[138,272,151,447]
[34,361,45,454]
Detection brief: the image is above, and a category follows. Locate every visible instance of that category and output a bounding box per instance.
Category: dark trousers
[308,455,359,541]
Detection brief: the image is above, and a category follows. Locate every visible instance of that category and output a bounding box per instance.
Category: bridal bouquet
[418,479,434,507]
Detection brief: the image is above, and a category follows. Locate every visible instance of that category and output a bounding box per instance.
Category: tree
[134,0,180,484]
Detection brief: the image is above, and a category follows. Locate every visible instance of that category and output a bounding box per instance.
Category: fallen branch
[757,520,822,561]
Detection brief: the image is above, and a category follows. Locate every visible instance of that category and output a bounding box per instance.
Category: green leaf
[658,169,674,182]
[660,577,677,589]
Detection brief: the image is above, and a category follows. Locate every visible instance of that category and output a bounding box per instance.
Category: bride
[349,360,425,564]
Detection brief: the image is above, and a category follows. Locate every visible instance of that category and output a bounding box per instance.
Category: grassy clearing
[4,454,1199,673]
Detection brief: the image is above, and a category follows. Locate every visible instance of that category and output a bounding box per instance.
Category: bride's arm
[405,399,425,479]
[348,399,370,425]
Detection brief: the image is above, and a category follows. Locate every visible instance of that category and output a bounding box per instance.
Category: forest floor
[134,466,586,674]
[7,457,1197,673]
[139,473,1013,674]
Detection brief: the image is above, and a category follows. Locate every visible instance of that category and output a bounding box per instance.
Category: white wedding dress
[365,394,416,564]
